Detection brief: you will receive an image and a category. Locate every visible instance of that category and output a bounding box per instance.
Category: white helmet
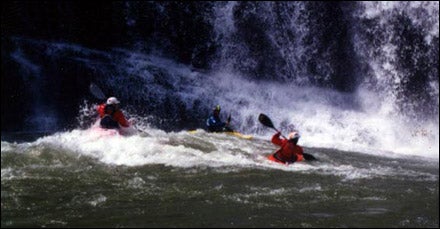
[106,97,120,105]
[288,131,300,140]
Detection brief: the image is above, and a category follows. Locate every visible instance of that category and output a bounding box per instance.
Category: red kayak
[267,154,288,165]
[267,154,310,165]
[90,126,120,137]
[89,125,138,138]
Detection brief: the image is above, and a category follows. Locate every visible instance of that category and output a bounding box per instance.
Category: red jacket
[271,132,304,163]
[97,104,130,127]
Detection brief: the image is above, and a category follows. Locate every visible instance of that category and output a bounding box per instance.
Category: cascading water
[207,1,439,158]
[8,45,59,132]
[1,1,438,159]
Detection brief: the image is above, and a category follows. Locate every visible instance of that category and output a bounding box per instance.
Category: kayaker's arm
[271,132,284,146]
[113,111,130,127]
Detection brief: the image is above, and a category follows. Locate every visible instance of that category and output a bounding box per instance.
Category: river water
[2,128,438,227]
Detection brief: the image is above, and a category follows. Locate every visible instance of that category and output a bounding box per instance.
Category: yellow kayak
[224,131,253,140]
[188,129,253,140]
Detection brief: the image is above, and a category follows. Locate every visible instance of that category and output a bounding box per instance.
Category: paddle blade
[258,113,275,129]
[303,153,317,161]
[89,83,106,100]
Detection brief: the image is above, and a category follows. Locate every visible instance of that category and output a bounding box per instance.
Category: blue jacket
[206,114,226,132]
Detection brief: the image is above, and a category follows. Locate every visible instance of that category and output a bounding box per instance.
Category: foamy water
[2,121,436,184]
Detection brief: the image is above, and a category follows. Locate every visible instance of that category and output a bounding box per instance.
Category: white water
[4,2,438,163]
[73,48,438,160]
[205,1,440,159]
[214,72,438,159]
[6,40,439,161]
[3,124,438,186]
[108,52,438,159]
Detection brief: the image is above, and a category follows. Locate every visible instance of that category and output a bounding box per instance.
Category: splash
[3,2,438,160]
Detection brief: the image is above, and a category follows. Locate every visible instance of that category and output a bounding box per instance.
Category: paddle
[89,83,106,100]
[258,113,287,139]
[258,113,316,161]
[223,113,233,132]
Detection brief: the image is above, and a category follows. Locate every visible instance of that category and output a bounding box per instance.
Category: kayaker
[206,105,232,132]
[270,131,304,164]
[97,97,130,129]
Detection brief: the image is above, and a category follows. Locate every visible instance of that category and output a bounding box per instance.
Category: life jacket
[97,103,107,118]
[271,133,304,163]
[97,103,130,128]
[206,114,226,132]
[112,110,129,127]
